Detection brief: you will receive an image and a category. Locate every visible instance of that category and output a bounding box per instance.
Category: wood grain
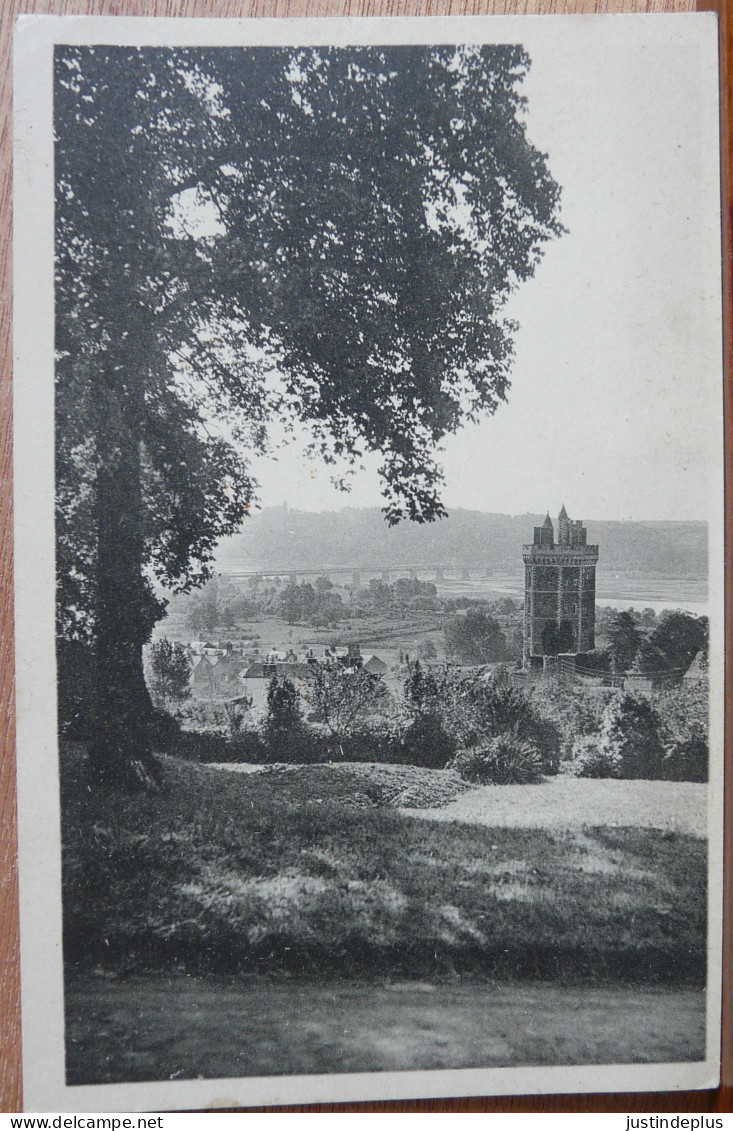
[1,0,729,1113]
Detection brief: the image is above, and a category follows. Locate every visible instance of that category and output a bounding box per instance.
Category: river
[435,573,708,616]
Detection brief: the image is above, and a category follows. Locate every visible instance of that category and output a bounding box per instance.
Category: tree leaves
[55,44,563,609]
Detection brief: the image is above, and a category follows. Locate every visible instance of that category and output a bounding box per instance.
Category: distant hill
[214,507,707,580]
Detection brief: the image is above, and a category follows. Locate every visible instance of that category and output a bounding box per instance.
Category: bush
[263,725,323,765]
[601,693,666,780]
[662,739,708,783]
[400,715,457,769]
[306,662,390,749]
[399,669,562,776]
[655,681,709,750]
[148,638,191,710]
[179,700,236,737]
[176,729,240,763]
[449,734,544,785]
[530,683,611,762]
[569,693,675,781]
[519,714,561,775]
[460,683,561,775]
[570,735,622,779]
[176,722,326,766]
[316,724,401,764]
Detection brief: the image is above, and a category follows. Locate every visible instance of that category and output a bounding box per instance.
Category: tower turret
[533,513,555,547]
[558,504,570,546]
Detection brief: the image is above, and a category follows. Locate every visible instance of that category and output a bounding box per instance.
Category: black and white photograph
[12,13,724,1111]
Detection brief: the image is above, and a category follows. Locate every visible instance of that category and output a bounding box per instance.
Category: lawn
[65,976,706,1084]
[408,776,707,836]
[61,748,706,984]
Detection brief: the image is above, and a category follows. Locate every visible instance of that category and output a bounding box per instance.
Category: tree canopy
[148,639,192,711]
[54,44,563,782]
[607,610,642,672]
[444,608,509,665]
[637,612,708,680]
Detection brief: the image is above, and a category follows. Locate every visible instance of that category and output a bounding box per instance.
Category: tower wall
[522,511,598,664]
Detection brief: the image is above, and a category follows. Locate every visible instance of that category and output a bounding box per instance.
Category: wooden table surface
[1,0,730,1113]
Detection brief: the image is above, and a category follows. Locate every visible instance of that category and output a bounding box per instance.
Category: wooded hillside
[214,507,707,579]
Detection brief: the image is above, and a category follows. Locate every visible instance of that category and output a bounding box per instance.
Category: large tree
[637,612,708,681]
[444,608,509,665]
[607,610,642,673]
[55,44,563,785]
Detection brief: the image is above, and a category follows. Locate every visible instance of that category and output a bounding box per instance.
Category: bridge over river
[219,563,501,587]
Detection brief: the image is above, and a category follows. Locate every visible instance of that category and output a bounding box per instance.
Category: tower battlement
[523,508,598,666]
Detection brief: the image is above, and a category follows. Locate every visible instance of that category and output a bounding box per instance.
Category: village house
[362,654,388,676]
[190,653,247,699]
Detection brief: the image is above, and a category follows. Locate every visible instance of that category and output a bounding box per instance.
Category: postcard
[13,12,723,1111]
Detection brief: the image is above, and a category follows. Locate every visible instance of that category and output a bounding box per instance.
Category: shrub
[266,676,302,734]
[179,700,234,737]
[176,729,240,763]
[305,663,389,749]
[400,669,562,776]
[569,693,672,780]
[324,725,402,764]
[519,714,561,775]
[460,683,561,775]
[400,715,457,769]
[449,734,544,785]
[175,700,266,763]
[570,734,622,779]
[601,693,666,780]
[263,726,323,765]
[175,721,324,766]
[262,678,326,764]
[530,683,611,764]
[148,639,191,710]
[655,681,709,749]
[662,738,708,783]
[486,663,512,688]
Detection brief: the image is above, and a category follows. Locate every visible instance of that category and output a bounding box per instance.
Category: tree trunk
[87,365,164,790]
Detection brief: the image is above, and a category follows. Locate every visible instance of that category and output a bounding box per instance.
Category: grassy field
[408,776,707,836]
[62,748,706,984]
[65,976,706,1084]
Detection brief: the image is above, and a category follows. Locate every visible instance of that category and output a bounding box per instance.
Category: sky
[243,23,722,523]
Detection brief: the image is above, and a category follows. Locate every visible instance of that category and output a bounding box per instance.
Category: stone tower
[522,506,599,667]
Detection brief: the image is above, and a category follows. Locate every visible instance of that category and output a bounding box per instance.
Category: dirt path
[404,777,707,836]
[65,975,706,1085]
